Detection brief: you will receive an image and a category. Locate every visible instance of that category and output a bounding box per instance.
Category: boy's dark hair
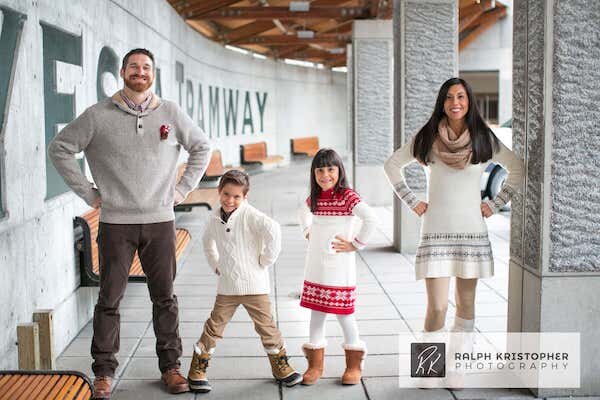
[218,170,250,195]
[121,48,155,70]
[309,148,350,212]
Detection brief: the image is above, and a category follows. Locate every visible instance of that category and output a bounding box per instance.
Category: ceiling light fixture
[297,30,315,39]
[289,1,310,12]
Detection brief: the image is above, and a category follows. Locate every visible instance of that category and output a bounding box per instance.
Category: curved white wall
[0,0,346,368]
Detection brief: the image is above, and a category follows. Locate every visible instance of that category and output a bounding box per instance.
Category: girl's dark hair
[412,77,499,165]
[309,148,350,212]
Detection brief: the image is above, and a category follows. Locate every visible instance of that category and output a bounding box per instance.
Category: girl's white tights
[309,310,360,346]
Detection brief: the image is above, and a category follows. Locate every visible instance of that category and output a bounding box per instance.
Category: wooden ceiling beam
[197,6,369,20]
[182,0,242,19]
[460,0,496,19]
[235,33,352,46]
[459,9,484,32]
[326,53,347,68]
[271,18,353,58]
[220,20,276,43]
[285,47,345,59]
[270,45,307,58]
[459,5,507,50]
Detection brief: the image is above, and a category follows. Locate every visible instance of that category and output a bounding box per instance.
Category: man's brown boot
[301,345,325,385]
[161,367,190,394]
[93,376,113,399]
[341,349,366,385]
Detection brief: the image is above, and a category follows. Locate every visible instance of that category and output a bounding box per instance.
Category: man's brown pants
[91,221,182,377]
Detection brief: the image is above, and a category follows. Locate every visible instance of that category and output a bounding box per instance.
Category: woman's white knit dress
[384,138,523,280]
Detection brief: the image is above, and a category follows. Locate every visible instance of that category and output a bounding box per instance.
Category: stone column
[392,0,458,252]
[351,20,393,206]
[509,0,600,396]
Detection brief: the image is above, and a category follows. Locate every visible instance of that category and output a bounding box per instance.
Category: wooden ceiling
[168,0,507,68]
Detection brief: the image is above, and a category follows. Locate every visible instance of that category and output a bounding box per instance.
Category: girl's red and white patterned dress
[298,188,377,315]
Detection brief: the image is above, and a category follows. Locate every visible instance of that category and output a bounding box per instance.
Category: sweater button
[226,228,231,232]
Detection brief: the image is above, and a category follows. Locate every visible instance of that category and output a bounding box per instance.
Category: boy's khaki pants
[199,294,283,352]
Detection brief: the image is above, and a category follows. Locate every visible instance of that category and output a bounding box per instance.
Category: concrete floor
[56,161,540,399]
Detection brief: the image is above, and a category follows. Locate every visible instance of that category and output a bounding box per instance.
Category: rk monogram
[411,343,446,378]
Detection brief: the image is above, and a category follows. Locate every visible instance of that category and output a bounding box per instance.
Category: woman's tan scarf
[432,118,473,169]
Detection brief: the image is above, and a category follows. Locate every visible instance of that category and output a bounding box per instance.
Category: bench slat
[56,375,82,400]
[33,374,61,399]
[74,386,92,400]
[0,375,11,390]
[14,374,46,400]
[17,374,52,400]
[0,375,26,400]
[0,372,94,400]
[44,375,71,400]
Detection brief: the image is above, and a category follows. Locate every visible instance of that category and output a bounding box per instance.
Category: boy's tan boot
[187,350,212,393]
[301,345,325,385]
[267,347,303,387]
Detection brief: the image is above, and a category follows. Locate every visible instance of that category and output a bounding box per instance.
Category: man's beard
[124,74,153,92]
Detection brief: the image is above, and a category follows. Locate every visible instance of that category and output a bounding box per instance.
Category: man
[49,48,211,399]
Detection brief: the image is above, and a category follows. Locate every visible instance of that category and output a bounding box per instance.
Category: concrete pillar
[509,0,600,396]
[392,0,458,252]
[351,20,393,206]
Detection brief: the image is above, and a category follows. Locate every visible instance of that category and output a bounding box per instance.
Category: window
[459,70,500,125]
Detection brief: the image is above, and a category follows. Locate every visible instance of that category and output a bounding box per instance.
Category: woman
[384,77,523,337]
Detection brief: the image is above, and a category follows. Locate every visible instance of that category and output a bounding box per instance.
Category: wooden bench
[291,136,319,157]
[240,142,284,169]
[203,150,244,180]
[0,371,93,399]
[175,163,219,211]
[74,208,191,286]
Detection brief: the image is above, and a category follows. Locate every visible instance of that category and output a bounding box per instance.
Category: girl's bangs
[313,151,341,169]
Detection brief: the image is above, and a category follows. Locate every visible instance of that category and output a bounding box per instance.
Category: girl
[298,149,378,386]
[384,78,523,341]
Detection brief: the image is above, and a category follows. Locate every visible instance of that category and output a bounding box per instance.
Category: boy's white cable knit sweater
[202,201,281,295]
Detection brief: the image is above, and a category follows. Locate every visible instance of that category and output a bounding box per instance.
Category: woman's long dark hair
[413,77,499,165]
[309,148,350,212]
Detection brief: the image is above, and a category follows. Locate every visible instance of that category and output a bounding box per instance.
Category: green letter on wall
[96,46,118,102]
[0,6,27,216]
[40,22,83,200]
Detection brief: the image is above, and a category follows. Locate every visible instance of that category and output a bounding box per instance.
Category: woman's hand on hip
[332,235,357,253]
[412,201,428,217]
[481,203,493,218]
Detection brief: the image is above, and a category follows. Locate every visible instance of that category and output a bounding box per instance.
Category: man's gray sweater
[48,92,212,224]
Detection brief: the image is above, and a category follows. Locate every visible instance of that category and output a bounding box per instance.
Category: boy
[187,170,302,392]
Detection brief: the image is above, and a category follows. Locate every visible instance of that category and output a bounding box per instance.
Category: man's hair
[218,170,250,195]
[121,48,155,70]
